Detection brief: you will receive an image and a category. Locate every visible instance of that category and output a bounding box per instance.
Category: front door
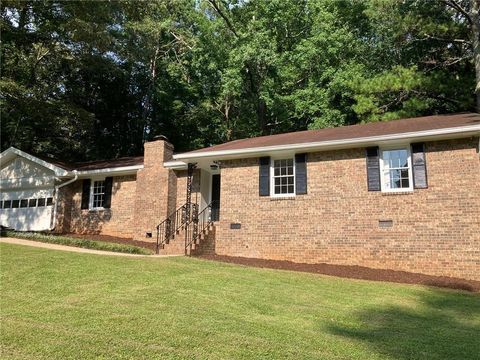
[211,174,221,221]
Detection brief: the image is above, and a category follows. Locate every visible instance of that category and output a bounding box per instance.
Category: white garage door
[0,188,54,231]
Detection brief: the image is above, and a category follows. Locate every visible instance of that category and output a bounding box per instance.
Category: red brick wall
[57,175,137,238]
[215,137,480,281]
[132,139,176,241]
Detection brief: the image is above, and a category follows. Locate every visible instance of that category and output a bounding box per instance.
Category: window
[0,198,52,208]
[90,180,106,209]
[271,158,295,196]
[380,148,413,192]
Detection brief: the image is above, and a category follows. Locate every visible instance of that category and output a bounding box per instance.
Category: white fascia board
[163,160,188,170]
[0,147,71,177]
[173,125,480,161]
[76,164,143,177]
[0,147,144,178]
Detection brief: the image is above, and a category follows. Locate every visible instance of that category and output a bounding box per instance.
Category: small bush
[3,231,153,255]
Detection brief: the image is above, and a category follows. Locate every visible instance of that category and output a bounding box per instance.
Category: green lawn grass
[3,231,153,255]
[1,243,479,360]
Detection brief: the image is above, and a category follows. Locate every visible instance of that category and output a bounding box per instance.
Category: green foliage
[1,0,476,160]
[4,231,153,255]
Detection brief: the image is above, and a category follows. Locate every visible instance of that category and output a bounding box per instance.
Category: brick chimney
[133,136,177,241]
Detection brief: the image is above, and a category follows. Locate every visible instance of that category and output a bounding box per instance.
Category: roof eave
[172,125,480,162]
[0,147,72,176]
[75,165,143,177]
[163,160,188,170]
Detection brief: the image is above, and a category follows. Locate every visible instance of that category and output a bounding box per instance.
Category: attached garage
[0,148,70,231]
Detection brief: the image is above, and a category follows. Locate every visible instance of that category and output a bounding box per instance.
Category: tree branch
[413,34,471,45]
[169,31,193,50]
[207,0,239,38]
[440,0,473,25]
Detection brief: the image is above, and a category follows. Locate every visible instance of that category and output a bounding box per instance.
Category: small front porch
[156,160,222,255]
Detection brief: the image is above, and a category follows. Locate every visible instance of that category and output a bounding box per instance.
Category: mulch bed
[64,233,157,252]
[199,254,480,292]
[58,234,479,292]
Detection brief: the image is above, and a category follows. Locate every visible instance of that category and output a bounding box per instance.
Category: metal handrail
[156,202,214,255]
[198,202,213,235]
[185,202,213,253]
[156,203,190,254]
[184,203,198,252]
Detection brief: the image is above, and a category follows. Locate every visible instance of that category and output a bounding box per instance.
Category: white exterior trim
[163,160,188,170]
[0,147,143,178]
[172,124,480,161]
[270,156,296,198]
[379,145,414,193]
[0,147,70,176]
[76,165,143,177]
[89,177,106,211]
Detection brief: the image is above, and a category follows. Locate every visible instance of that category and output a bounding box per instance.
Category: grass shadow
[327,289,480,360]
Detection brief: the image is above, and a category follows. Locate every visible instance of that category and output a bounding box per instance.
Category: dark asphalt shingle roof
[187,113,480,154]
[35,155,144,171]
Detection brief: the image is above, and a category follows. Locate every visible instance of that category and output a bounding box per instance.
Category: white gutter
[50,170,78,231]
[173,124,480,161]
[163,160,188,170]
[75,164,143,177]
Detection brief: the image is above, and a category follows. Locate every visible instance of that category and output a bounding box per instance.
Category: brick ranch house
[1,113,479,280]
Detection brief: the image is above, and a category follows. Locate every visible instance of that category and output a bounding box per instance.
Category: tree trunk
[257,98,267,135]
[471,0,480,112]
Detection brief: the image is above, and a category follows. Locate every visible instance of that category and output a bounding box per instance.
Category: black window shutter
[81,179,91,209]
[295,153,307,195]
[103,177,113,208]
[366,147,381,191]
[259,157,270,196]
[411,143,428,189]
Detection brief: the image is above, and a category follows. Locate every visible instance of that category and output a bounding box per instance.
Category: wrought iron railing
[156,204,190,254]
[184,203,198,253]
[198,202,213,236]
[156,201,214,255]
[185,202,213,254]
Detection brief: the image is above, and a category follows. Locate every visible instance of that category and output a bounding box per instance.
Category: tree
[1,0,477,161]
[0,0,132,160]
[347,0,475,121]
[441,0,480,111]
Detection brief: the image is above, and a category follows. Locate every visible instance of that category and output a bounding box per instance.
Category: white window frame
[270,156,296,197]
[379,146,413,193]
[89,178,106,210]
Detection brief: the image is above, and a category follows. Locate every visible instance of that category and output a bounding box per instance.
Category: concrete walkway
[0,237,180,258]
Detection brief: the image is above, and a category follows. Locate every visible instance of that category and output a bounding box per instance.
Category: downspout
[50,170,78,231]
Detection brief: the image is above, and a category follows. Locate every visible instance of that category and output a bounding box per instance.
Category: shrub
[3,231,153,255]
